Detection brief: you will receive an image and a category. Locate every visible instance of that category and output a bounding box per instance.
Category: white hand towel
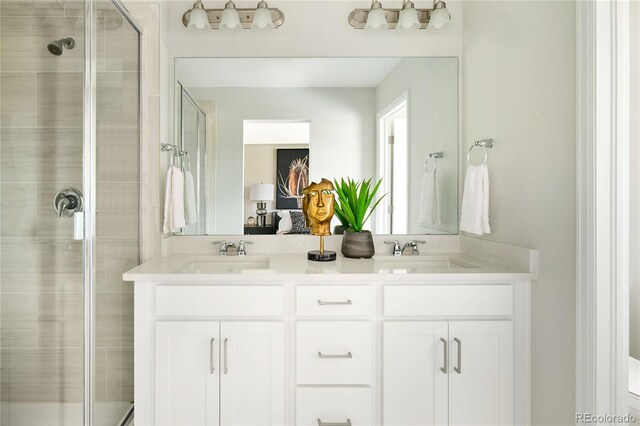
[184,170,197,226]
[460,164,491,235]
[418,165,441,226]
[163,166,186,233]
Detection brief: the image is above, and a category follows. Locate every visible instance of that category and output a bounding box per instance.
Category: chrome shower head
[47,37,75,56]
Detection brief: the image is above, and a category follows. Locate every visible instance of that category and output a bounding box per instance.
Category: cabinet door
[383,321,449,426]
[155,322,220,426]
[220,322,285,425]
[448,321,514,426]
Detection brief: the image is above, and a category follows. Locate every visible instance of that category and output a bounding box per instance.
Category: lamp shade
[364,5,388,33]
[252,2,275,32]
[220,2,242,32]
[250,183,275,201]
[397,6,420,33]
[187,4,211,33]
[427,3,451,30]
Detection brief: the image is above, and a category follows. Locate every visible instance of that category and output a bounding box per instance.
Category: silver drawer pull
[317,299,352,306]
[318,351,352,359]
[223,338,229,374]
[317,419,352,426]
[210,338,215,374]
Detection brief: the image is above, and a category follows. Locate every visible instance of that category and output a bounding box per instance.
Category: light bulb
[252,1,274,32]
[427,0,451,30]
[364,1,388,33]
[220,1,242,32]
[187,1,211,33]
[397,1,420,33]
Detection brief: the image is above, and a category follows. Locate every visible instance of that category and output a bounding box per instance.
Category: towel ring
[467,145,488,165]
[425,152,444,173]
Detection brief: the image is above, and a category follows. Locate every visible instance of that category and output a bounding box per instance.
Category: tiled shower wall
[0,0,159,411]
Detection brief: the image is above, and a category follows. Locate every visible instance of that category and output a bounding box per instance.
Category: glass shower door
[94,1,140,424]
[0,1,140,425]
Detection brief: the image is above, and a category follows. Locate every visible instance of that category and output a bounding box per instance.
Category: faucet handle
[405,240,426,255]
[237,240,253,256]
[409,240,426,245]
[212,241,228,255]
[384,240,402,256]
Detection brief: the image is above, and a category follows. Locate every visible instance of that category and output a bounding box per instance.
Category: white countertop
[123,252,537,283]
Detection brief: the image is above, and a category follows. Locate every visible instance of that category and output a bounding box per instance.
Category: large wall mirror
[174,57,459,236]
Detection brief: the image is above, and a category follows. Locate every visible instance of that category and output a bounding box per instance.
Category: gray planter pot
[341,230,375,259]
[334,225,347,235]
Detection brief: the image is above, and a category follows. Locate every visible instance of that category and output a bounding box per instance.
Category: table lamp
[250,183,274,227]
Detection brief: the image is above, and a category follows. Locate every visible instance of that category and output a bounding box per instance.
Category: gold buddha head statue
[302,179,335,237]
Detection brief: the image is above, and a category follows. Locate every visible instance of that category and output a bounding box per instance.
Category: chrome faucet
[385,240,402,256]
[402,240,426,255]
[237,241,253,257]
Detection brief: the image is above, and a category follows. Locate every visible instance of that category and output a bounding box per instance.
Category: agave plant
[333,178,385,232]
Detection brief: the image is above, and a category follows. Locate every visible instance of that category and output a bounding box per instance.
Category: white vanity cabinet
[131,271,532,426]
[155,321,284,426]
[383,320,514,426]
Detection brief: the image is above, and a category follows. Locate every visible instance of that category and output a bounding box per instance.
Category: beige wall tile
[97,127,140,182]
[1,348,83,403]
[96,71,139,128]
[1,183,37,237]
[106,348,133,402]
[38,293,83,348]
[1,294,38,348]
[0,1,65,17]
[96,182,139,239]
[96,293,122,348]
[36,73,83,127]
[104,239,139,293]
[1,128,83,183]
[0,73,36,127]
[102,15,140,73]
[95,348,108,403]
[0,238,83,293]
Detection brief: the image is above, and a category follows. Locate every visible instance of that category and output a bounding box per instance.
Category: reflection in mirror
[174,57,458,236]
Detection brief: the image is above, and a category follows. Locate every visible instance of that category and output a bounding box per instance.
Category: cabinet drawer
[296,321,373,385]
[296,388,373,426]
[297,286,373,316]
[384,285,513,316]
[155,286,284,316]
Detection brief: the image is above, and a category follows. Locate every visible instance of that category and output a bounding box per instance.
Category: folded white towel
[184,170,197,226]
[163,166,186,233]
[460,164,491,235]
[418,165,441,226]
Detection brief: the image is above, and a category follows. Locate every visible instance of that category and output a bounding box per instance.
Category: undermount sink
[175,256,271,274]
[374,255,477,273]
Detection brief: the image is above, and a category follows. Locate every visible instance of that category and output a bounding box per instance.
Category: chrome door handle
[317,419,352,426]
[317,299,352,305]
[440,338,448,374]
[223,338,229,374]
[454,338,462,374]
[210,338,215,374]
[318,352,352,359]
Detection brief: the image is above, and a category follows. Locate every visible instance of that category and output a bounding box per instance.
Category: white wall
[462,1,576,424]
[189,87,376,233]
[376,58,458,234]
[630,0,640,361]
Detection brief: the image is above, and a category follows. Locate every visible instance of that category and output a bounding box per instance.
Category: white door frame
[576,0,630,420]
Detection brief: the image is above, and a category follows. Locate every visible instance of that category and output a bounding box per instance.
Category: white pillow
[277,210,292,234]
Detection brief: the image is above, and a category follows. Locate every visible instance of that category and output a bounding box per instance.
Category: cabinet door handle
[210,338,215,374]
[318,351,352,359]
[440,338,448,374]
[317,419,352,426]
[317,299,352,305]
[223,338,229,374]
[454,338,462,374]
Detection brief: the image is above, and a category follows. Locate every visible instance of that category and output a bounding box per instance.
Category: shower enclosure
[0,1,141,425]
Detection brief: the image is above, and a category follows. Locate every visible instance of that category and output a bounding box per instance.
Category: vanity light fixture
[349,0,451,32]
[182,0,285,32]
